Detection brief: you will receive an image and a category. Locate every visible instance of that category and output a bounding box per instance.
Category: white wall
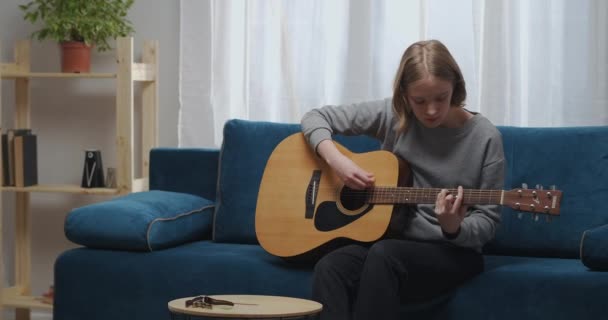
[1,1,180,318]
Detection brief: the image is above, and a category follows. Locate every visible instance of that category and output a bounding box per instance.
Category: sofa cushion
[580,224,608,270]
[214,119,381,243]
[485,126,608,258]
[65,190,214,251]
[54,241,314,320]
[445,255,608,320]
[54,242,608,320]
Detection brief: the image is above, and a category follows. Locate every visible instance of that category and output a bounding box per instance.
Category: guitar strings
[315,187,548,197]
[316,187,503,203]
[326,187,502,195]
[310,187,555,207]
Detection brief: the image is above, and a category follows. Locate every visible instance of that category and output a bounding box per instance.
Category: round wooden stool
[168,294,322,319]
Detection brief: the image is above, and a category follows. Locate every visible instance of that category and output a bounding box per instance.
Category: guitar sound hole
[340,186,368,211]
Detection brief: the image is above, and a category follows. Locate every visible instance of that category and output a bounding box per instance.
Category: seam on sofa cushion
[146,204,215,252]
[213,139,227,242]
[579,229,588,262]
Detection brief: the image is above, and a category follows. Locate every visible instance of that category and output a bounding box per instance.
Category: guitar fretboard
[346,187,504,205]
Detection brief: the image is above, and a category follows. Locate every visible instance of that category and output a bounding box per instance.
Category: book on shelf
[1,128,38,187]
[14,134,38,187]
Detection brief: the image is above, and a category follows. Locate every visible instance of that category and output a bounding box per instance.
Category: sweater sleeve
[300,98,392,150]
[448,135,506,249]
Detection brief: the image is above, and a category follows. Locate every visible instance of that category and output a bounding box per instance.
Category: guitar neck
[364,187,503,206]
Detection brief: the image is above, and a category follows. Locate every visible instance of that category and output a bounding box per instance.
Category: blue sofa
[54,119,608,320]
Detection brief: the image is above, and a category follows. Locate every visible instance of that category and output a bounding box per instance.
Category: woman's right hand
[316,140,375,190]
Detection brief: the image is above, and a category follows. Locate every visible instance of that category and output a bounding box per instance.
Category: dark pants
[312,239,483,320]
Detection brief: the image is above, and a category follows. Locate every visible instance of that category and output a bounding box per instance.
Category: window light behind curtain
[180,0,608,147]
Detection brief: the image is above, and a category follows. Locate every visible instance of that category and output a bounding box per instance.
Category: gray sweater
[301,98,505,251]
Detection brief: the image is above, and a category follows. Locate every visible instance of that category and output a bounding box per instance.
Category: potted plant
[19,0,135,73]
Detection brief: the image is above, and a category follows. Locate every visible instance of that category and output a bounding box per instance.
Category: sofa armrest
[150,147,220,200]
[580,224,608,270]
[65,190,215,251]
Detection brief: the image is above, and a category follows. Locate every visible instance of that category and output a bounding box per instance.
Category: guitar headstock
[503,184,562,218]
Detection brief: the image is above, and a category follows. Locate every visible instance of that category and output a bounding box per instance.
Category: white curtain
[179,0,608,147]
[474,0,608,127]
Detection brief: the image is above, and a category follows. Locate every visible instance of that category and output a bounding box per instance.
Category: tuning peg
[522,183,528,189]
[546,185,557,198]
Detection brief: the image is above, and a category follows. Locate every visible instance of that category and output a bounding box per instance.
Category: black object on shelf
[81,149,105,188]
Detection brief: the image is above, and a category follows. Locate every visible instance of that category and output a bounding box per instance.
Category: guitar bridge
[305,170,322,219]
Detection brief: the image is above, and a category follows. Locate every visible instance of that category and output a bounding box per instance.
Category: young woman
[300,40,505,320]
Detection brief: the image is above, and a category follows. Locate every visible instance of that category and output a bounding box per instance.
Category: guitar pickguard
[314,201,373,231]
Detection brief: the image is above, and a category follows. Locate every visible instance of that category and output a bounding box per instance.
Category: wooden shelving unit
[0,37,158,319]
[2,287,51,311]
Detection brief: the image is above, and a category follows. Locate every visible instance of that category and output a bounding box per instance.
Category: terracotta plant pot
[60,41,92,73]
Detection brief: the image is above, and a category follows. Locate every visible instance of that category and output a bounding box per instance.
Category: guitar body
[256,134,564,259]
[255,133,399,259]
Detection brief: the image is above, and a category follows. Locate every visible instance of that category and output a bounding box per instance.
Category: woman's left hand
[435,186,468,235]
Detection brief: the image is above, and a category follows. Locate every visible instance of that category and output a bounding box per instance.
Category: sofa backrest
[213,119,608,259]
[486,126,608,258]
[213,119,381,243]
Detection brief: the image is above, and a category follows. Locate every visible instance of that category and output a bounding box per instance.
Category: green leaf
[18,0,135,52]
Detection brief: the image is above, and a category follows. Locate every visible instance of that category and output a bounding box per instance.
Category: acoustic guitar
[255,133,562,259]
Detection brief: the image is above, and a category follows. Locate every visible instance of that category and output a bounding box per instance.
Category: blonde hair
[392,40,466,134]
